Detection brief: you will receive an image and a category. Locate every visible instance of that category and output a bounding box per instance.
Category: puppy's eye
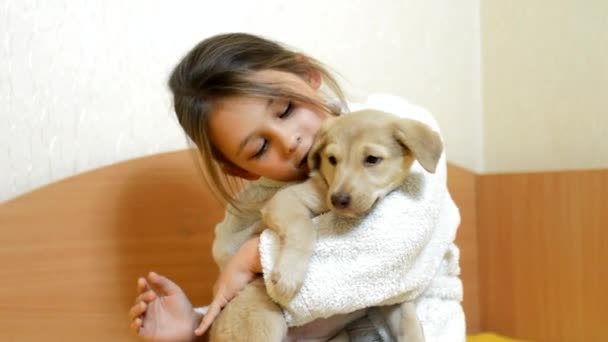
[364,155,382,166]
[328,156,337,165]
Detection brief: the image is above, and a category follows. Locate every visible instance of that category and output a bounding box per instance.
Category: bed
[2,149,603,341]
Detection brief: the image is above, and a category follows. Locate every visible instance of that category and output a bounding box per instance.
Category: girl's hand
[129,272,202,342]
[194,236,262,336]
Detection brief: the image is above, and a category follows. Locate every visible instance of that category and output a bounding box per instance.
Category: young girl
[128,33,464,341]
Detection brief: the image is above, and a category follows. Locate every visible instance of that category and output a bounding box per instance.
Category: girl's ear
[296,54,322,90]
[307,68,322,90]
[221,163,260,180]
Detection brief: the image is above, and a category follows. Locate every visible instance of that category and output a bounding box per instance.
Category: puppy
[259,109,443,341]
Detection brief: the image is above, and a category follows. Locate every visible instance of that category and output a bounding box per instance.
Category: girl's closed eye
[278,101,293,119]
[250,101,293,160]
[252,139,268,159]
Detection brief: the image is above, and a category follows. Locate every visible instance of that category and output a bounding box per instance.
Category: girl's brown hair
[168,32,346,211]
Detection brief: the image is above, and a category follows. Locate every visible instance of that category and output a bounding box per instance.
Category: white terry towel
[259,95,464,331]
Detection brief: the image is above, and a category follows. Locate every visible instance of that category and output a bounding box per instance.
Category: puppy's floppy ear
[307,117,335,170]
[393,118,443,173]
[307,133,327,170]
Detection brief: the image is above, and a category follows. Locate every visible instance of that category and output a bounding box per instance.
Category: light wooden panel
[0,150,223,341]
[448,164,481,334]
[477,169,608,342]
[0,150,479,341]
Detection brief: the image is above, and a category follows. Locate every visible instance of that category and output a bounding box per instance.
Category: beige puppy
[210,109,442,341]
[261,109,443,341]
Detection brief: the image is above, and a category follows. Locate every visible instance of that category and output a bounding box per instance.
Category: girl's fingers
[137,277,151,294]
[194,316,212,336]
[129,301,147,320]
[130,276,153,337]
[195,305,218,335]
[148,271,181,296]
[134,290,157,304]
[130,317,142,334]
[194,294,228,336]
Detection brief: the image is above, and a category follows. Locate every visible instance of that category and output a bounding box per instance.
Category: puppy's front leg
[261,174,328,302]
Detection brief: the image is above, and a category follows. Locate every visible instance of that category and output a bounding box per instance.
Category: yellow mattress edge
[467,332,528,342]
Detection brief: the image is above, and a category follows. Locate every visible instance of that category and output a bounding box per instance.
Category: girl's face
[208,70,331,182]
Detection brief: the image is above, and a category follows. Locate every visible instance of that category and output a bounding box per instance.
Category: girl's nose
[291,136,302,152]
[278,131,301,155]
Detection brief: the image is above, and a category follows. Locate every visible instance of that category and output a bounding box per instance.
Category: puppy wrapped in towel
[261,94,465,341]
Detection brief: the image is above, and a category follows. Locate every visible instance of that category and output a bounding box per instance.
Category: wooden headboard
[0,149,479,341]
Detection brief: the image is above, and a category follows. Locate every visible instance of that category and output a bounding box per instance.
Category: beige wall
[10,0,605,199]
[322,1,483,174]
[481,0,608,173]
[1,0,482,201]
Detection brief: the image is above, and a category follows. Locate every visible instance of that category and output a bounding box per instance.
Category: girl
[128,32,464,341]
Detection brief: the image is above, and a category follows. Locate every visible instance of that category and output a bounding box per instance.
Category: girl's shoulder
[234,177,293,205]
[346,93,440,132]
[222,178,287,221]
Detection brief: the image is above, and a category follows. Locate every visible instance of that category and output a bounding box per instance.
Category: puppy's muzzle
[331,192,351,209]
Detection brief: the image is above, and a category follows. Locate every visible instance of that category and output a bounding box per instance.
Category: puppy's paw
[270,269,303,302]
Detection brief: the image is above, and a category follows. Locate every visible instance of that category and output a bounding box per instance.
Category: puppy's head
[308,110,442,217]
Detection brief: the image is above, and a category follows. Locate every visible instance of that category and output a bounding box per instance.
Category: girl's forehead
[210,69,306,111]
[214,95,268,111]
[249,69,315,93]
[249,69,299,83]
[208,96,270,146]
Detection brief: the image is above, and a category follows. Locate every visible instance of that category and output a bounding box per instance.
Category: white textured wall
[1,0,481,202]
[481,0,608,173]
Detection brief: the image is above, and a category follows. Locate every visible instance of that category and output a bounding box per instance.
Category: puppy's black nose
[331,192,351,209]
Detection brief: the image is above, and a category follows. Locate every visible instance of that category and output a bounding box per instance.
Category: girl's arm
[195,180,281,335]
[195,236,261,336]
